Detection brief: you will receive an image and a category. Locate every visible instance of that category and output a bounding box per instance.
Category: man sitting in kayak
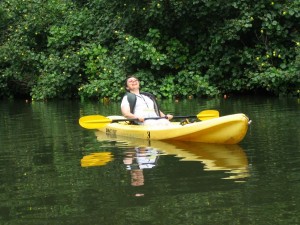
[121,76,173,125]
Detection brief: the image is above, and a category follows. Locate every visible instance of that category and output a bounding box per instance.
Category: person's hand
[136,117,145,122]
[166,114,173,120]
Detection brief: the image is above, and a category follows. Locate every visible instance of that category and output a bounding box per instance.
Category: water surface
[0,97,299,225]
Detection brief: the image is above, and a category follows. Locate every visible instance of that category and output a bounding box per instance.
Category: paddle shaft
[79,110,219,129]
[110,115,198,122]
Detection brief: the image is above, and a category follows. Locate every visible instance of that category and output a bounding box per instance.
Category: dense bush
[0,0,299,100]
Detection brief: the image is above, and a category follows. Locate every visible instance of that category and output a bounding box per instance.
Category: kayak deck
[97,113,250,144]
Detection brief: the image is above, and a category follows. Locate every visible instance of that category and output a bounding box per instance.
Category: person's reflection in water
[123,147,160,187]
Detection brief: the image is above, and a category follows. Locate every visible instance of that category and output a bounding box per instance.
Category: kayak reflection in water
[121,76,173,125]
[123,147,161,186]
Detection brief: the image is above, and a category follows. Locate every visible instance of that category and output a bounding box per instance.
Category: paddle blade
[79,115,113,129]
[197,110,219,120]
[81,152,113,167]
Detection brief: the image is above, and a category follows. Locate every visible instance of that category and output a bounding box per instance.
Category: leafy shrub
[0,0,299,100]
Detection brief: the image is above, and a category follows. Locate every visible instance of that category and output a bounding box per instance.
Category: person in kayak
[121,76,173,125]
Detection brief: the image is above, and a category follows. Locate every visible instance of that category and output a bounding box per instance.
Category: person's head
[125,76,140,92]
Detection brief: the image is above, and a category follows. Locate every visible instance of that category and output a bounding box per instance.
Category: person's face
[126,77,140,90]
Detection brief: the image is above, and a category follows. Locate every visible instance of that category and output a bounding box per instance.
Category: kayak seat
[180,118,197,126]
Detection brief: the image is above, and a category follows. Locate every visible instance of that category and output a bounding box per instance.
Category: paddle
[79,110,219,129]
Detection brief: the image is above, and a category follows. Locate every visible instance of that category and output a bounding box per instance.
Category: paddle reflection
[86,131,250,182]
[81,152,113,167]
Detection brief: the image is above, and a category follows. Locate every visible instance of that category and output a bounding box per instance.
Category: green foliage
[31,50,82,100]
[47,7,95,50]
[115,32,168,70]
[77,43,126,101]
[0,0,299,100]
[248,46,300,95]
[0,0,74,98]
[248,66,299,95]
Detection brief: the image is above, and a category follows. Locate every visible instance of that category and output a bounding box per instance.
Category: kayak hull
[98,113,249,144]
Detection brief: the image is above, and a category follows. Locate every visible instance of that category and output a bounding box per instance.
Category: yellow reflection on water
[88,131,250,181]
[81,152,113,167]
[165,141,250,181]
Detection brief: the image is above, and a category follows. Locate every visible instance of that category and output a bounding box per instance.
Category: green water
[0,97,299,225]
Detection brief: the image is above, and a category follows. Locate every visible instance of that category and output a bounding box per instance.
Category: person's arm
[121,97,144,122]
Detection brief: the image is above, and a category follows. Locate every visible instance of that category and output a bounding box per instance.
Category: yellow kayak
[97,113,250,144]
